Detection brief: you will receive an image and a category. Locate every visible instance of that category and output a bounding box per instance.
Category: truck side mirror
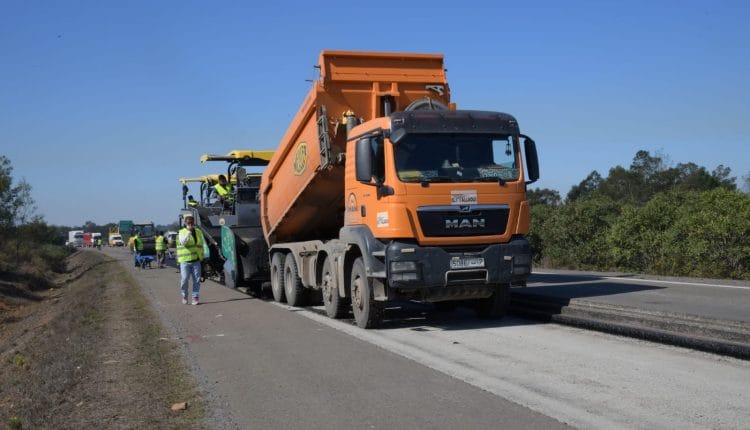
[355,137,373,182]
[522,135,540,184]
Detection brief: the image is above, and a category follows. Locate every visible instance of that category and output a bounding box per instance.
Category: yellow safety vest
[176,228,204,263]
[133,236,143,251]
[214,183,234,200]
[155,235,166,251]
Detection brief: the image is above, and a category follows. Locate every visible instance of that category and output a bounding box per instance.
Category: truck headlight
[391,261,417,272]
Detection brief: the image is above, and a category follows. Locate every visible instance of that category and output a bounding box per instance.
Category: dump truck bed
[261,50,450,245]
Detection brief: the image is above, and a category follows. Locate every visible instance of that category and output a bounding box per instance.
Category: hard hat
[183,213,194,218]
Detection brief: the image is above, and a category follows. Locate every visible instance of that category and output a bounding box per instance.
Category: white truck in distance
[109,233,124,247]
[66,230,84,247]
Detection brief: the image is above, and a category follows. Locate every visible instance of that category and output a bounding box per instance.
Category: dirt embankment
[0,250,204,429]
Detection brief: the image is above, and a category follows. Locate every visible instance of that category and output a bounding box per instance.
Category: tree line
[0,155,70,272]
[528,150,750,279]
[3,153,749,279]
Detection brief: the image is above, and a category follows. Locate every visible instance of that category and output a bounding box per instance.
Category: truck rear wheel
[284,253,307,307]
[475,284,511,319]
[350,257,382,328]
[270,252,286,303]
[322,256,349,319]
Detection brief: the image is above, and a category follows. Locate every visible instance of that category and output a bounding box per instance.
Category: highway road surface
[525,269,750,322]
[109,249,750,429]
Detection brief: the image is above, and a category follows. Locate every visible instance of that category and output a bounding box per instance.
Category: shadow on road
[197,296,256,305]
[522,273,666,301]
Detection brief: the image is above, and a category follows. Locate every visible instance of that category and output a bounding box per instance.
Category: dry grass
[0,250,204,429]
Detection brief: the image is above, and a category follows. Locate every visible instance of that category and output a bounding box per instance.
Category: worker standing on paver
[176,214,204,305]
[213,174,234,209]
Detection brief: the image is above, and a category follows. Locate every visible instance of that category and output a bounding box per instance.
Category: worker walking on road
[132,231,143,267]
[177,213,205,305]
[155,231,167,268]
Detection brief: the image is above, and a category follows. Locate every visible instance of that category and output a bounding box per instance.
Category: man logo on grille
[445,218,485,229]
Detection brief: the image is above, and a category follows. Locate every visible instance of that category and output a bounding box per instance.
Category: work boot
[191,296,199,306]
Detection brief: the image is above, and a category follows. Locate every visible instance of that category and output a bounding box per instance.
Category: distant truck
[81,232,102,247]
[109,233,124,247]
[165,231,178,248]
[260,51,539,328]
[132,222,157,256]
[66,230,84,247]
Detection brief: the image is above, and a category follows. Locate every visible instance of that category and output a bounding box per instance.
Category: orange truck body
[262,51,450,244]
[261,50,538,328]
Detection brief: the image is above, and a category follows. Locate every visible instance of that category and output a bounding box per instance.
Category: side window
[491,137,517,168]
[371,136,385,183]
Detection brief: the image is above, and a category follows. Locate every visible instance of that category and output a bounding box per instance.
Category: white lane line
[533,272,750,290]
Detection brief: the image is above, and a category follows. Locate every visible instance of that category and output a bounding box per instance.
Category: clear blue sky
[2,0,749,226]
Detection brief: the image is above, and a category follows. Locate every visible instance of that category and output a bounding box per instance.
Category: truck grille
[417,205,509,237]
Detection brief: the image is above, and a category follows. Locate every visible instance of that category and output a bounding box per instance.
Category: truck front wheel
[350,257,382,328]
[270,253,286,303]
[322,256,349,319]
[475,284,511,319]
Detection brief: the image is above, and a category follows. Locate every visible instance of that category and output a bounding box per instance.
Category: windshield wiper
[419,176,456,187]
[474,176,507,185]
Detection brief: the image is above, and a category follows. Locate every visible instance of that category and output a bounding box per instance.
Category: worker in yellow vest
[213,174,234,209]
[176,214,205,305]
[132,232,143,267]
[155,231,167,268]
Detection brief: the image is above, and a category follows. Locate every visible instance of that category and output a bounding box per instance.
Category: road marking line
[533,272,750,290]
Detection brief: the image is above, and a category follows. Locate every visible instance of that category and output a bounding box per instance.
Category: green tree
[607,191,688,273]
[569,150,738,205]
[527,188,562,206]
[742,173,750,195]
[528,203,558,264]
[567,171,603,202]
[667,188,750,278]
[0,155,38,232]
[541,195,621,269]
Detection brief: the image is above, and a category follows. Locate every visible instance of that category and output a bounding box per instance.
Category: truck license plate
[450,256,485,270]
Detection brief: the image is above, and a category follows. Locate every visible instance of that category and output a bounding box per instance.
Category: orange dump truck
[261,51,539,328]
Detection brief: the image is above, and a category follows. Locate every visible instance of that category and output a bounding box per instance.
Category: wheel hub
[322,273,332,302]
[352,278,363,309]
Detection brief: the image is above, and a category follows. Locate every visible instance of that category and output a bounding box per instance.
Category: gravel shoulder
[0,250,204,429]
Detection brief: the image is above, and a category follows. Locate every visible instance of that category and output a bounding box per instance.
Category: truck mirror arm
[357,178,394,199]
[376,182,394,198]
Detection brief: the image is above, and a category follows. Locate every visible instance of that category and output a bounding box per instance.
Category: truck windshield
[135,225,155,236]
[394,133,519,183]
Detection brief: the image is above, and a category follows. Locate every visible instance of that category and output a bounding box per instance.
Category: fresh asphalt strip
[236,281,750,360]
[509,292,750,360]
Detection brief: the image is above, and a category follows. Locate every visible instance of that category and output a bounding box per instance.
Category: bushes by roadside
[530,188,750,279]
[0,223,74,288]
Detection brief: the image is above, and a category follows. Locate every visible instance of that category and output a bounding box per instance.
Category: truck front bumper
[385,237,531,291]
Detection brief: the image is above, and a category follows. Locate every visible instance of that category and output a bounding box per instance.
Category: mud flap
[221,225,237,288]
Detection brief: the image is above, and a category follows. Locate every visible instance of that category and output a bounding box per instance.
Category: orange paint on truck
[261,51,539,328]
